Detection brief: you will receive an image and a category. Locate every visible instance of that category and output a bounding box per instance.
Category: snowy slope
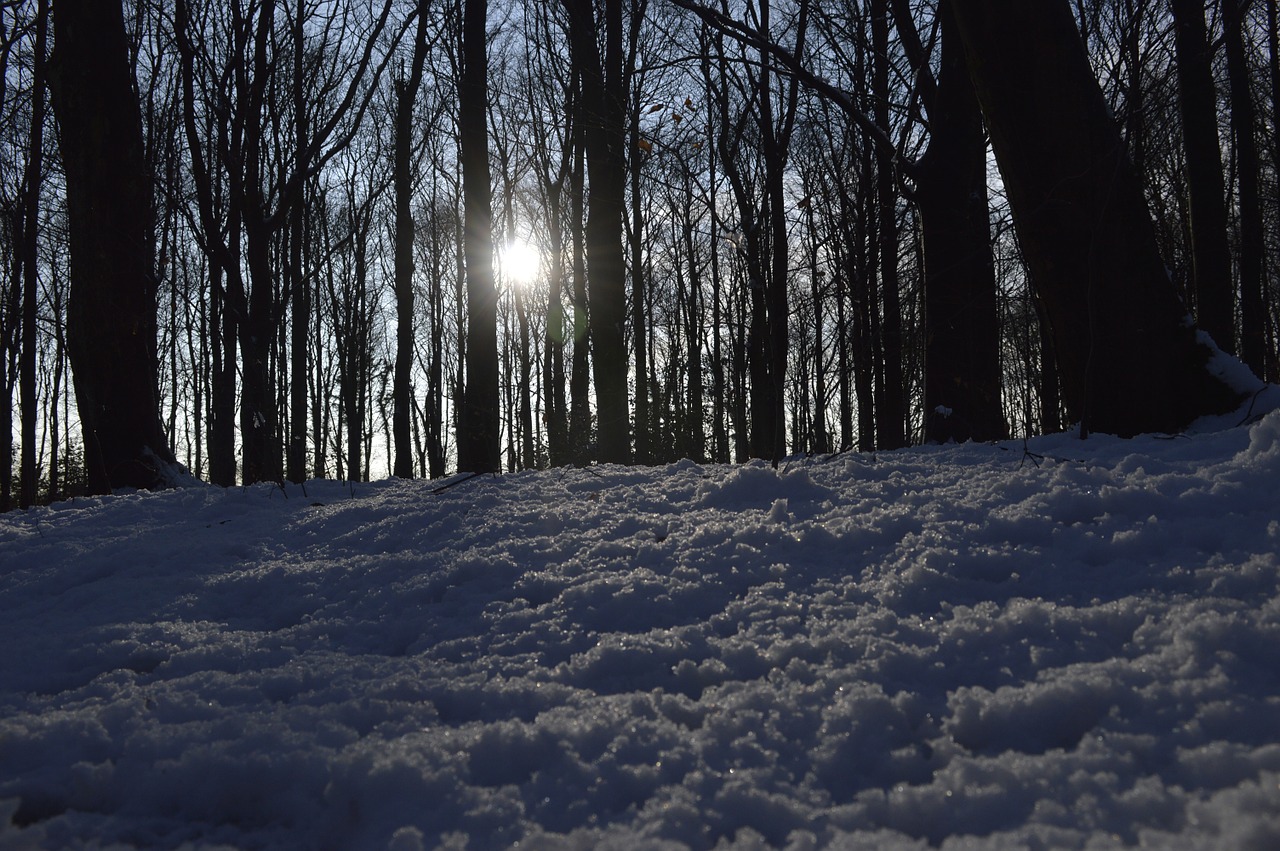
[2,403,1280,850]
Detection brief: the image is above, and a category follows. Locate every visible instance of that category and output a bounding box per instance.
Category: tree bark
[48,0,179,492]
[393,3,431,478]
[1171,0,1235,353]
[870,0,907,449]
[457,0,501,473]
[287,1,310,484]
[1223,0,1268,378]
[911,1,1007,443]
[951,0,1245,437]
[563,0,631,464]
[18,0,48,506]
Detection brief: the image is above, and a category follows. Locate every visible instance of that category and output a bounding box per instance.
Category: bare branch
[666,0,909,173]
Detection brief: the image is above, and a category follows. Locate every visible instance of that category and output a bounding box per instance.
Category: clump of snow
[3,409,1280,849]
[1196,329,1268,399]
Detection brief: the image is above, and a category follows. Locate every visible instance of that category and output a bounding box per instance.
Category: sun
[499,240,541,287]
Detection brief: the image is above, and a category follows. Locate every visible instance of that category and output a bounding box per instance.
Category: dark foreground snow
[3,401,1280,850]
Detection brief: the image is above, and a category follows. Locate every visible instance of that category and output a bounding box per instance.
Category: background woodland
[2,0,1278,505]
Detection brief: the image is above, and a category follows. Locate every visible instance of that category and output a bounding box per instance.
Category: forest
[1,0,1277,505]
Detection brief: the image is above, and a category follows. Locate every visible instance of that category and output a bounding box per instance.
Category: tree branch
[667,0,911,176]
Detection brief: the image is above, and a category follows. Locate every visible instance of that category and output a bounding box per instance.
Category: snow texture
[3,396,1280,850]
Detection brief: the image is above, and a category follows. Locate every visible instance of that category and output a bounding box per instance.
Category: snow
[3,397,1280,850]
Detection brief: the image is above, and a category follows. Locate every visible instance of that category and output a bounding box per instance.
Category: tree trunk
[1171,0,1235,353]
[18,0,48,507]
[912,1,1007,443]
[630,110,651,464]
[870,0,907,449]
[1223,0,1268,378]
[457,0,501,473]
[48,0,179,493]
[287,1,310,484]
[951,0,1245,437]
[563,0,631,464]
[567,114,593,464]
[393,3,430,479]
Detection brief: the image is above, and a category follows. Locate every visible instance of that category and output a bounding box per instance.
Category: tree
[1171,0,1234,353]
[173,0,396,485]
[1222,0,1268,377]
[950,0,1246,437]
[394,1,434,478]
[48,0,180,493]
[562,0,632,465]
[868,0,908,449]
[456,0,501,473]
[897,0,1007,443]
[17,0,48,507]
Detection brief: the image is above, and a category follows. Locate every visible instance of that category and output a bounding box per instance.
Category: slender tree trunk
[426,211,448,478]
[758,0,805,464]
[630,120,651,464]
[457,0,501,473]
[543,179,570,467]
[567,114,593,463]
[1035,296,1063,432]
[1268,0,1280,382]
[286,1,309,483]
[870,0,907,449]
[1172,0,1235,353]
[48,0,178,493]
[563,0,631,464]
[0,5,14,510]
[1223,0,1268,377]
[174,0,237,484]
[394,4,430,478]
[951,0,1246,437]
[18,0,47,507]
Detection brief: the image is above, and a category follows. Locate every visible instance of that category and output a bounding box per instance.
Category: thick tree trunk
[952,0,1245,437]
[913,2,1007,444]
[48,0,180,493]
[457,0,501,473]
[1171,0,1235,353]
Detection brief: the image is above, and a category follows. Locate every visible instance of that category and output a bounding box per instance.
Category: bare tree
[1171,0,1234,353]
[48,0,181,492]
[393,1,435,478]
[457,0,501,473]
[561,0,631,464]
[951,0,1246,437]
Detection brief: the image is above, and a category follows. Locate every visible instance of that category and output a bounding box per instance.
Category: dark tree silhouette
[48,0,180,492]
[562,0,632,465]
[951,0,1246,437]
[457,0,501,473]
[394,1,433,478]
[1171,0,1234,354]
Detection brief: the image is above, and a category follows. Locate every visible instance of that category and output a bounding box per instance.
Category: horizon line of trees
[2,0,1278,507]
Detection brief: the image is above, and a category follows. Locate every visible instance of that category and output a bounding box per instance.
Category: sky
[2,388,1279,850]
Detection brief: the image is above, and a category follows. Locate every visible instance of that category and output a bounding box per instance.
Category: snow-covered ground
[3,398,1280,850]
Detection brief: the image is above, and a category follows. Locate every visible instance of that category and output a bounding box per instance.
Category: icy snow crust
[3,411,1280,850]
